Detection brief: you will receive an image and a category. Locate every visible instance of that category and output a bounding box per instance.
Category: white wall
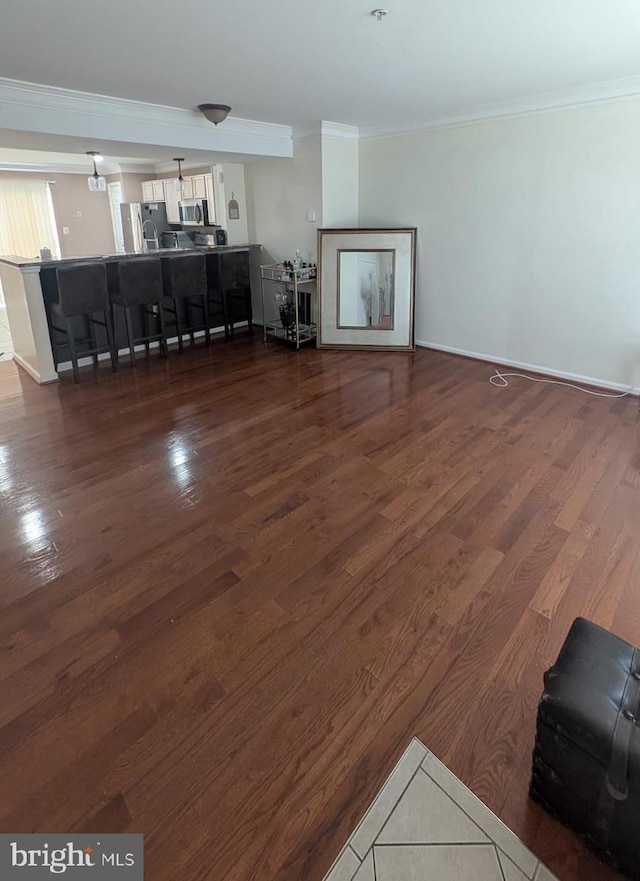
[245,132,358,260]
[322,136,358,228]
[359,99,640,390]
[246,134,322,266]
[245,135,322,323]
[221,162,249,245]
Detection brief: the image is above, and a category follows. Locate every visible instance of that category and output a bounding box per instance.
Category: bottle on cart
[293,249,302,271]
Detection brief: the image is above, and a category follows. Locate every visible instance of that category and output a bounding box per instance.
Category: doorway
[108,181,125,253]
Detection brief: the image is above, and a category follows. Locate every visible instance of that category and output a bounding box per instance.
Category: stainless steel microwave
[178,198,210,226]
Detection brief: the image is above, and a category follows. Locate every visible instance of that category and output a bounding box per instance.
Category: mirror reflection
[338,250,394,329]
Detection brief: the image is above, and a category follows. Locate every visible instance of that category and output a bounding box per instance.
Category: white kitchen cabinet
[142,179,166,202]
[191,175,207,199]
[141,180,155,202]
[180,178,194,200]
[163,180,181,224]
[141,174,215,223]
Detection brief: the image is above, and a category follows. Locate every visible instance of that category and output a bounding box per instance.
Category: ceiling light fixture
[173,157,186,193]
[371,8,389,20]
[198,103,232,126]
[86,151,106,192]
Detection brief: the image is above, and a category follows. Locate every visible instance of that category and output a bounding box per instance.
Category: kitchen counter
[0,244,262,383]
[0,243,262,269]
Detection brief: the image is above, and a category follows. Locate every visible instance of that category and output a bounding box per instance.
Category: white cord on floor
[489,367,632,398]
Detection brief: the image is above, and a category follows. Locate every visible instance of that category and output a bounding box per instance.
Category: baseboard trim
[56,322,248,373]
[12,352,59,383]
[415,339,639,396]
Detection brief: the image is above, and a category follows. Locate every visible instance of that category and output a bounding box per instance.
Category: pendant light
[173,158,186,193]
[86,151,106,192]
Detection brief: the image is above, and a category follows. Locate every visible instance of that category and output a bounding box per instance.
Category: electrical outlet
[76,211,82,218]
[307,210,317,222]
[62,226,70,235]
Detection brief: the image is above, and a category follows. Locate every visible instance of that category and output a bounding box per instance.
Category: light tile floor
[324,739,558,881]
[0,308,14,361]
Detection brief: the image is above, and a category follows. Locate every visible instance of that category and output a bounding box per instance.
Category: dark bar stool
[109,257,167,368]
[161,254,210,354]
[51,262,117,383]
[221,251,253,339]
[206,253,230,341]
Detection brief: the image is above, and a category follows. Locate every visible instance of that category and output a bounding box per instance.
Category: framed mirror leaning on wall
[317,228,417,351]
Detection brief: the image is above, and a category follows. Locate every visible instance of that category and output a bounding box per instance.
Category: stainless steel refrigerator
[120,201,171,252]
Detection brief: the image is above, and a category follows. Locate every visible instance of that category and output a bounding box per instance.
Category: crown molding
[151,160,220,175]
[0,78,294,158]
[0,159,121,174]
[320,122,360,141]
[293,121,360,141]
[0,159,156,175]
[0,161,87,174]
[7,70,638,156]
[360,74,640,139]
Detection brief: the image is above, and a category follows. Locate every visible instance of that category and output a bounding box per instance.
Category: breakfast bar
[0,245,262,383]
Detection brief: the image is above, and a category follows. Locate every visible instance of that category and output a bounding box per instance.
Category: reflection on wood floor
[0,338,631,881]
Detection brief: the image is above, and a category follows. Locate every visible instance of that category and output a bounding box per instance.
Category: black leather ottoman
[531,617,640,879]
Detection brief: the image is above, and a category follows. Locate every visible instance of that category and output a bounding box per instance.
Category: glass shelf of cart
[260,263,318,350]
[262,320,317,343]
[260,263,317,283]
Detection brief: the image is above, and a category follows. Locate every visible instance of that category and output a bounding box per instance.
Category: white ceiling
[2,0,640,130]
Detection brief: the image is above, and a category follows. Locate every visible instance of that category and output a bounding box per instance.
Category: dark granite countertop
[0,244,262,269]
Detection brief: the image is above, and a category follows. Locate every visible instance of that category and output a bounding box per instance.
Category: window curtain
[0,179,59,260]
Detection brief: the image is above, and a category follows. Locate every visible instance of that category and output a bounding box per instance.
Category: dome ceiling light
[197,103,232,126]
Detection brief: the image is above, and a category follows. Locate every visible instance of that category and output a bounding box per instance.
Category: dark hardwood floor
[0,337,636,880]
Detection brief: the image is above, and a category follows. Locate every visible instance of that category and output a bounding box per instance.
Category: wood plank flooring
[0,338,636,881]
